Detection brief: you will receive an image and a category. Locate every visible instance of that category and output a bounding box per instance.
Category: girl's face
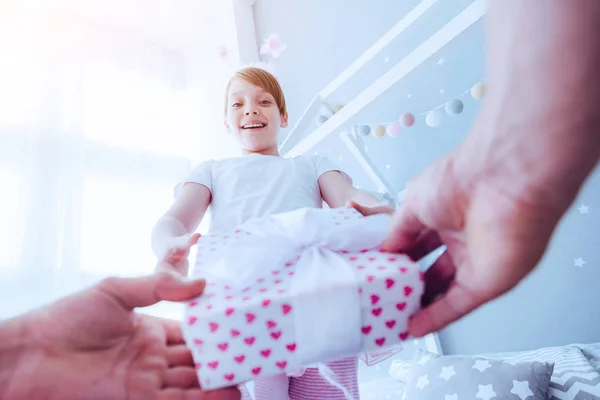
[225,78,288,154]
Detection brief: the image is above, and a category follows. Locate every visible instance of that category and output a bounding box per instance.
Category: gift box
[182,206,424,390]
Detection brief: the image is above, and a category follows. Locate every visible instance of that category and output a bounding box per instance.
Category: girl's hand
[347,200,395,216]
[156,233,201,277]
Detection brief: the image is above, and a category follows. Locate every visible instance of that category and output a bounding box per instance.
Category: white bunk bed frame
[279,0,487,208]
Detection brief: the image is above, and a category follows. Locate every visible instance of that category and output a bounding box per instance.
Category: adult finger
[162,318,186,345]
[420,253,456,307]
[167,345,195,367]
[408,281,483,337]
[159,387,241,400]
[421,249,455,288]
[159,388,204,400]
[403,230,443,262]
[142,316,186,345]
[382,199,428,254]
[98,271,205,310]
[164,366,200,388]
[203,388,242,400]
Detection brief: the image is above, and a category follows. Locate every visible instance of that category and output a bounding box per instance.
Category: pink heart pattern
[217,343,229,352]
[266,320,277,329]
[286,343,297,352]
[185,206,423,390]
[260,349,272,358]
[208,322,219,333]
[245,313,256,324]
[282,304,292,315]
[270,331,282,340]
[370,294,380,305]
[234,355,245,364]
[208,361,219,370]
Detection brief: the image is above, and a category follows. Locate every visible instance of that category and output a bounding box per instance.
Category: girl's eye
[231,103,241,107]
[260,100,271,105]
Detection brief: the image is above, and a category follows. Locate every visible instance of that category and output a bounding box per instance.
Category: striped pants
[240,357,359,400]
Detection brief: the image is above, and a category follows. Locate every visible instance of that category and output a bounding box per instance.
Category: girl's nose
[244,109,259,116]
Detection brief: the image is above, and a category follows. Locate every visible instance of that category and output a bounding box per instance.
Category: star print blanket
[182,206,424,390]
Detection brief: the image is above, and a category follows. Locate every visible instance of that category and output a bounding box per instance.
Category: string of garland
[318,81,487,138]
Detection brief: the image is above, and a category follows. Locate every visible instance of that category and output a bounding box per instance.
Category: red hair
[224,67,287,116]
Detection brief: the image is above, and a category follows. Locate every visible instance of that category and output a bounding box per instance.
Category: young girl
[151,67,389,400]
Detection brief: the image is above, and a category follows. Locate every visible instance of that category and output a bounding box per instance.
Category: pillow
[389,358,413,382]
[481,344,600,399]
[403,350,554,400]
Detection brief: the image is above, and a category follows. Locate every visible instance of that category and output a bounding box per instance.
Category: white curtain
[0,2,241,320]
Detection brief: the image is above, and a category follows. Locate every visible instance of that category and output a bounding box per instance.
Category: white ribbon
[204,207,392,397]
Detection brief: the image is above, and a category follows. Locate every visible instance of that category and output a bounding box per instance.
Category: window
[0,17,44,127]
[0,167,28,269]
[81,60,198,158]
[0,1,239,320]
[76,58,204,277]
[80,174,174,276]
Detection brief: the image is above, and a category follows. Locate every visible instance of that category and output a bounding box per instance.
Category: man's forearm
[460,0,600,212]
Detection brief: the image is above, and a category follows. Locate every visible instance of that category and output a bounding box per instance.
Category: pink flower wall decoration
[217,44,231,60]
[260,33,287,59]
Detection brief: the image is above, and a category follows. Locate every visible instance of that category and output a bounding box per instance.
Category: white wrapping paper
[183,207,423,390]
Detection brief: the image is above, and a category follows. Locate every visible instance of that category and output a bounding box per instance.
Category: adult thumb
[407,280,486,337]
[99,271,206,310]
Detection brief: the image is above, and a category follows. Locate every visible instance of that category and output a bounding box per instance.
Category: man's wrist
[458,0,600,216]
[456,100,600,218]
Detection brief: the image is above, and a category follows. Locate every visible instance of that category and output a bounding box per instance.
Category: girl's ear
[224,120,230,131]
[280,112,289,128]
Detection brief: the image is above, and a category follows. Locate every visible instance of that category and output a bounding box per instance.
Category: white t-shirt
[177,153,351,232]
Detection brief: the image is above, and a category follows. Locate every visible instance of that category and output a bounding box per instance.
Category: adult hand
[381,136,567,337]
[2,270,240,400]
[381,0,600,338]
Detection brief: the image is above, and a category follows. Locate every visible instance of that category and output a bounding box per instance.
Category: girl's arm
[318,171,392,209]
[151,183,211,271]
